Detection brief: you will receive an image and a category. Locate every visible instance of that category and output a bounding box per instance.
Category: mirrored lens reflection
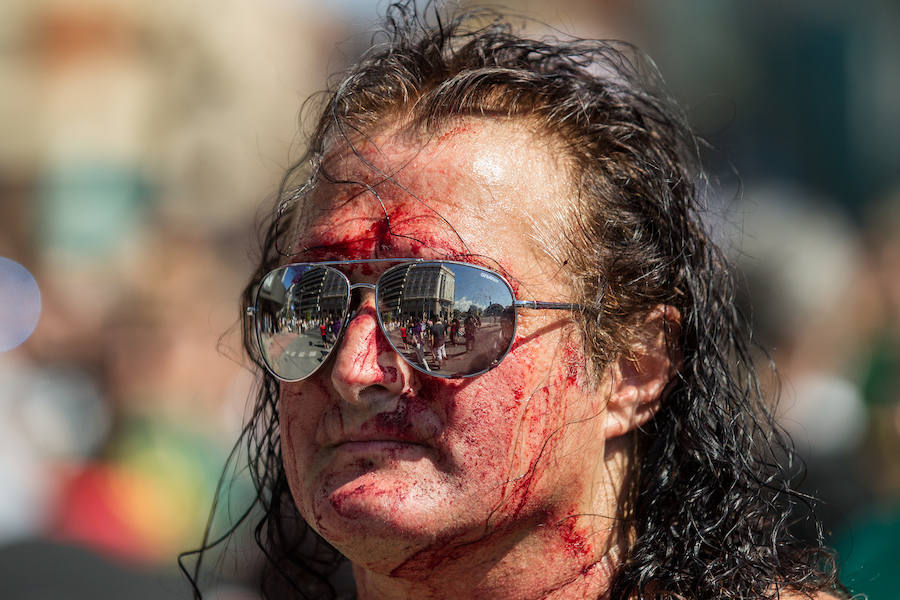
[377,262,516,377]
[257,265,349,380]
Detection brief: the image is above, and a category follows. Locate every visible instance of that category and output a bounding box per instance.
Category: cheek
[429,341,569,495]
[480,339,590,519]
[278,331,593,531]
[279,379,332,510]
[390,342,595,574]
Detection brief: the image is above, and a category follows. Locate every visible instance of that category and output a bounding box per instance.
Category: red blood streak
[511,383,524,406]
[561,341,584,388]
[299,204,470,263]
[331,482,373,514]
[435,124,472,145]
[556,517,592,558]
[338,305,401,386]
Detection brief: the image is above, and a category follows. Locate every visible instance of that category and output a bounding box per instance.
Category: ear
[603,305,681,439]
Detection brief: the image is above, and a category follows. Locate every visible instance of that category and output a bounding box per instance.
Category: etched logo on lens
[479,271,499,284]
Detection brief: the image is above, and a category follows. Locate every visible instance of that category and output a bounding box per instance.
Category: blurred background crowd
[0,0,898,598]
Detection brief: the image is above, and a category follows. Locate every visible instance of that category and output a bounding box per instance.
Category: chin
[304,469,487,572]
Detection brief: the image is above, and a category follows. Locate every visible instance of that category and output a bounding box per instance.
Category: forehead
[290,118,570,267]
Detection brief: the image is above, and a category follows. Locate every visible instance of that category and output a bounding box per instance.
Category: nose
[329,291,415,404]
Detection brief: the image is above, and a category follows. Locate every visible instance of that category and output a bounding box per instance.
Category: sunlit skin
[278,119,674,599]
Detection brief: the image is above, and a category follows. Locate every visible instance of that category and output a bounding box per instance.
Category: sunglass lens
[256,265,349,381]
[377,263,516,377]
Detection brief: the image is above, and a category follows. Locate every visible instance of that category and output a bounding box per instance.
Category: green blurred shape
[861,332,900,407]
[37,162,152,257]
[833,505,900,600]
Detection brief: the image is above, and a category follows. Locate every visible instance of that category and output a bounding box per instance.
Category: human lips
[330,422,433,449]
[324,407,441,454]
[333,429,426,445]
[330,440,432,463]
[322,389,443,442]
[327,434,434,464]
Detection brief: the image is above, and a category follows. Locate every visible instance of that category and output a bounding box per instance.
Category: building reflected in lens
[381,263,455,322]
[290,267,347,323]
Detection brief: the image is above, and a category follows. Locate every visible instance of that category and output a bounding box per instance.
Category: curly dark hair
[181,2,845,598]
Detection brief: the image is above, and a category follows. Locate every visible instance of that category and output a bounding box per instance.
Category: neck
[352,511,622,600]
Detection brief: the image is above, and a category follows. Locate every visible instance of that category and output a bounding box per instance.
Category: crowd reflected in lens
[256,265,350,381]
[376,262,516,377]
[255,262,517,380]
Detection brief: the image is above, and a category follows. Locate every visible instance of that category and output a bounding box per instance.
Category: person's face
[279,119,612,573]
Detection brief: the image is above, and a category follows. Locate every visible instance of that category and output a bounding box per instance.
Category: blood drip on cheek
[485,344,587,520]
[511,383,524,406]
[488,384,554,520]
[388,361,585,578]
[486,343,584,524]
[554,516,593,559]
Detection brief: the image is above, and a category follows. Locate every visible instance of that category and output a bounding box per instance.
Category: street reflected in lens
[377,262,515,377]
[257,265,349,380]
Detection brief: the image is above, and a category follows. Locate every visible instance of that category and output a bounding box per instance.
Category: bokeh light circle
[0,257,42,351]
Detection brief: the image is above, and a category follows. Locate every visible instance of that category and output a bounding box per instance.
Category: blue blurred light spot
[0,258,42,352]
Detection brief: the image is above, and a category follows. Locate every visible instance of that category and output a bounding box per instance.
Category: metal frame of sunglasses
[246,258,579,382]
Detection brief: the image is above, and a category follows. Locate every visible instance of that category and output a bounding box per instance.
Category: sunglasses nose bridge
[348,282,376,293]
[346,282,377,317]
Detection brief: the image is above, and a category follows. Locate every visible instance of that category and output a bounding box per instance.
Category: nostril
[367,384,390,395]
[353,384,400,410]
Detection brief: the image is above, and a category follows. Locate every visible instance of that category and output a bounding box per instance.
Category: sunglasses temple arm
[514,300,580,311]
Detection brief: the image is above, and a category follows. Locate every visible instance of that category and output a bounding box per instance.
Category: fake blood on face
[298,203,470,265]
[435,124,473,145]
[556,516,593,559]
[277,121,614,596]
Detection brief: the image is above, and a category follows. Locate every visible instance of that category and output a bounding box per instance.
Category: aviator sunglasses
[247,259,578,382]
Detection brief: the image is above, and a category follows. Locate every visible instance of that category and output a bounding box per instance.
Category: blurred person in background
[183,3,848,599]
